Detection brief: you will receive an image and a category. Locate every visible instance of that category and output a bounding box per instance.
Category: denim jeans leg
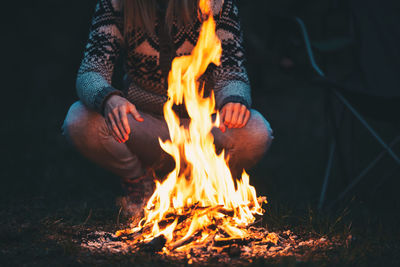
[63,102,272,180]
[63,101,146,179]
[212,109,273,178]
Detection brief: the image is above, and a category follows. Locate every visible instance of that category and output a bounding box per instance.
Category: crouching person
[62,0,273,217]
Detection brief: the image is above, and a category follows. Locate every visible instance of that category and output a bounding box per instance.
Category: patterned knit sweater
[76,0,251,116]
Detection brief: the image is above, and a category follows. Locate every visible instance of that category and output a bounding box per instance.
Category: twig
[169,231,199,250]
[117,206,123,225]
[82,209,92,225]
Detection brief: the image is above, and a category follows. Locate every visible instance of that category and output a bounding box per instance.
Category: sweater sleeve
[76,0,124,114]
[212,0,251,110]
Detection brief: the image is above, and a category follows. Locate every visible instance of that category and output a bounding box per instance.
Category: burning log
[140,235,167,252]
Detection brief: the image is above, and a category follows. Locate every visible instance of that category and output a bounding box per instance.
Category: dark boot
[116,170,155,225]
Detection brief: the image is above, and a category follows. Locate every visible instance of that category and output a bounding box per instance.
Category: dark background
[1,0,400,265]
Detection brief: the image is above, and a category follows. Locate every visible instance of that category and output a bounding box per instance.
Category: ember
[114,0,266,253]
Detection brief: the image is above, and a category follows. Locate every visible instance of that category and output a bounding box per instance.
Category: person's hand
[219,102,250,133]
[104,95,143,143]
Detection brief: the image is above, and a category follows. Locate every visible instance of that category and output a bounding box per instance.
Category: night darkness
[1,0,400,266]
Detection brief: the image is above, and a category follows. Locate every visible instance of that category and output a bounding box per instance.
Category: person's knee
[63,102,83,139]
[234,110,273,161]
[248,110,273,153]
[62,101,103,146]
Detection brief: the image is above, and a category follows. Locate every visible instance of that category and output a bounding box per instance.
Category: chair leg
[329,136,400,208]
[318,141,336,210]
[329,94,353,183]
[334,90,400,165]
[339,105,356,183]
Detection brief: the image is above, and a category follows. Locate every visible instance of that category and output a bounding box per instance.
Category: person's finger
[112,132,122,143]
[219,108,226,132]
[106,117,122,143]
[108,113,124,142]
[230,103,241,128]
[223,104,234,128]
[236,105,248,128]
[119,106,131,137]
[219,122,226,133]
[243,109,251,127]
[108,115,123,143]
[128,103,144,122]
[113,108,128,141]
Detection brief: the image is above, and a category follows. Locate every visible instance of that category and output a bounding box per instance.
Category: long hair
[122,0,197,39]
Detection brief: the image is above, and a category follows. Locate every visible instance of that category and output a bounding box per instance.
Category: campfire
[114,0,266,254]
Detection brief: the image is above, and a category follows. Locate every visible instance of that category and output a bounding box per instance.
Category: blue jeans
[62,101,273,180]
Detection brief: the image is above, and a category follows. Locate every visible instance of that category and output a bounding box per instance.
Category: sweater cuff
[219,95,250,110]
[94,86,124,114]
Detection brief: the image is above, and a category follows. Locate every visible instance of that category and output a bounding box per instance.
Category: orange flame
[118,0,264,251]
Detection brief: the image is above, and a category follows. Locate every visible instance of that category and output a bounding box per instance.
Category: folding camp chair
[290,16,400,210]
[263,0,400,209]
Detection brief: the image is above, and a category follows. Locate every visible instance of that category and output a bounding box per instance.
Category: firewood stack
[81,227,344,265]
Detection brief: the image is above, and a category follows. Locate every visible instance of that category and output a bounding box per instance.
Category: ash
[81,227,344,265]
